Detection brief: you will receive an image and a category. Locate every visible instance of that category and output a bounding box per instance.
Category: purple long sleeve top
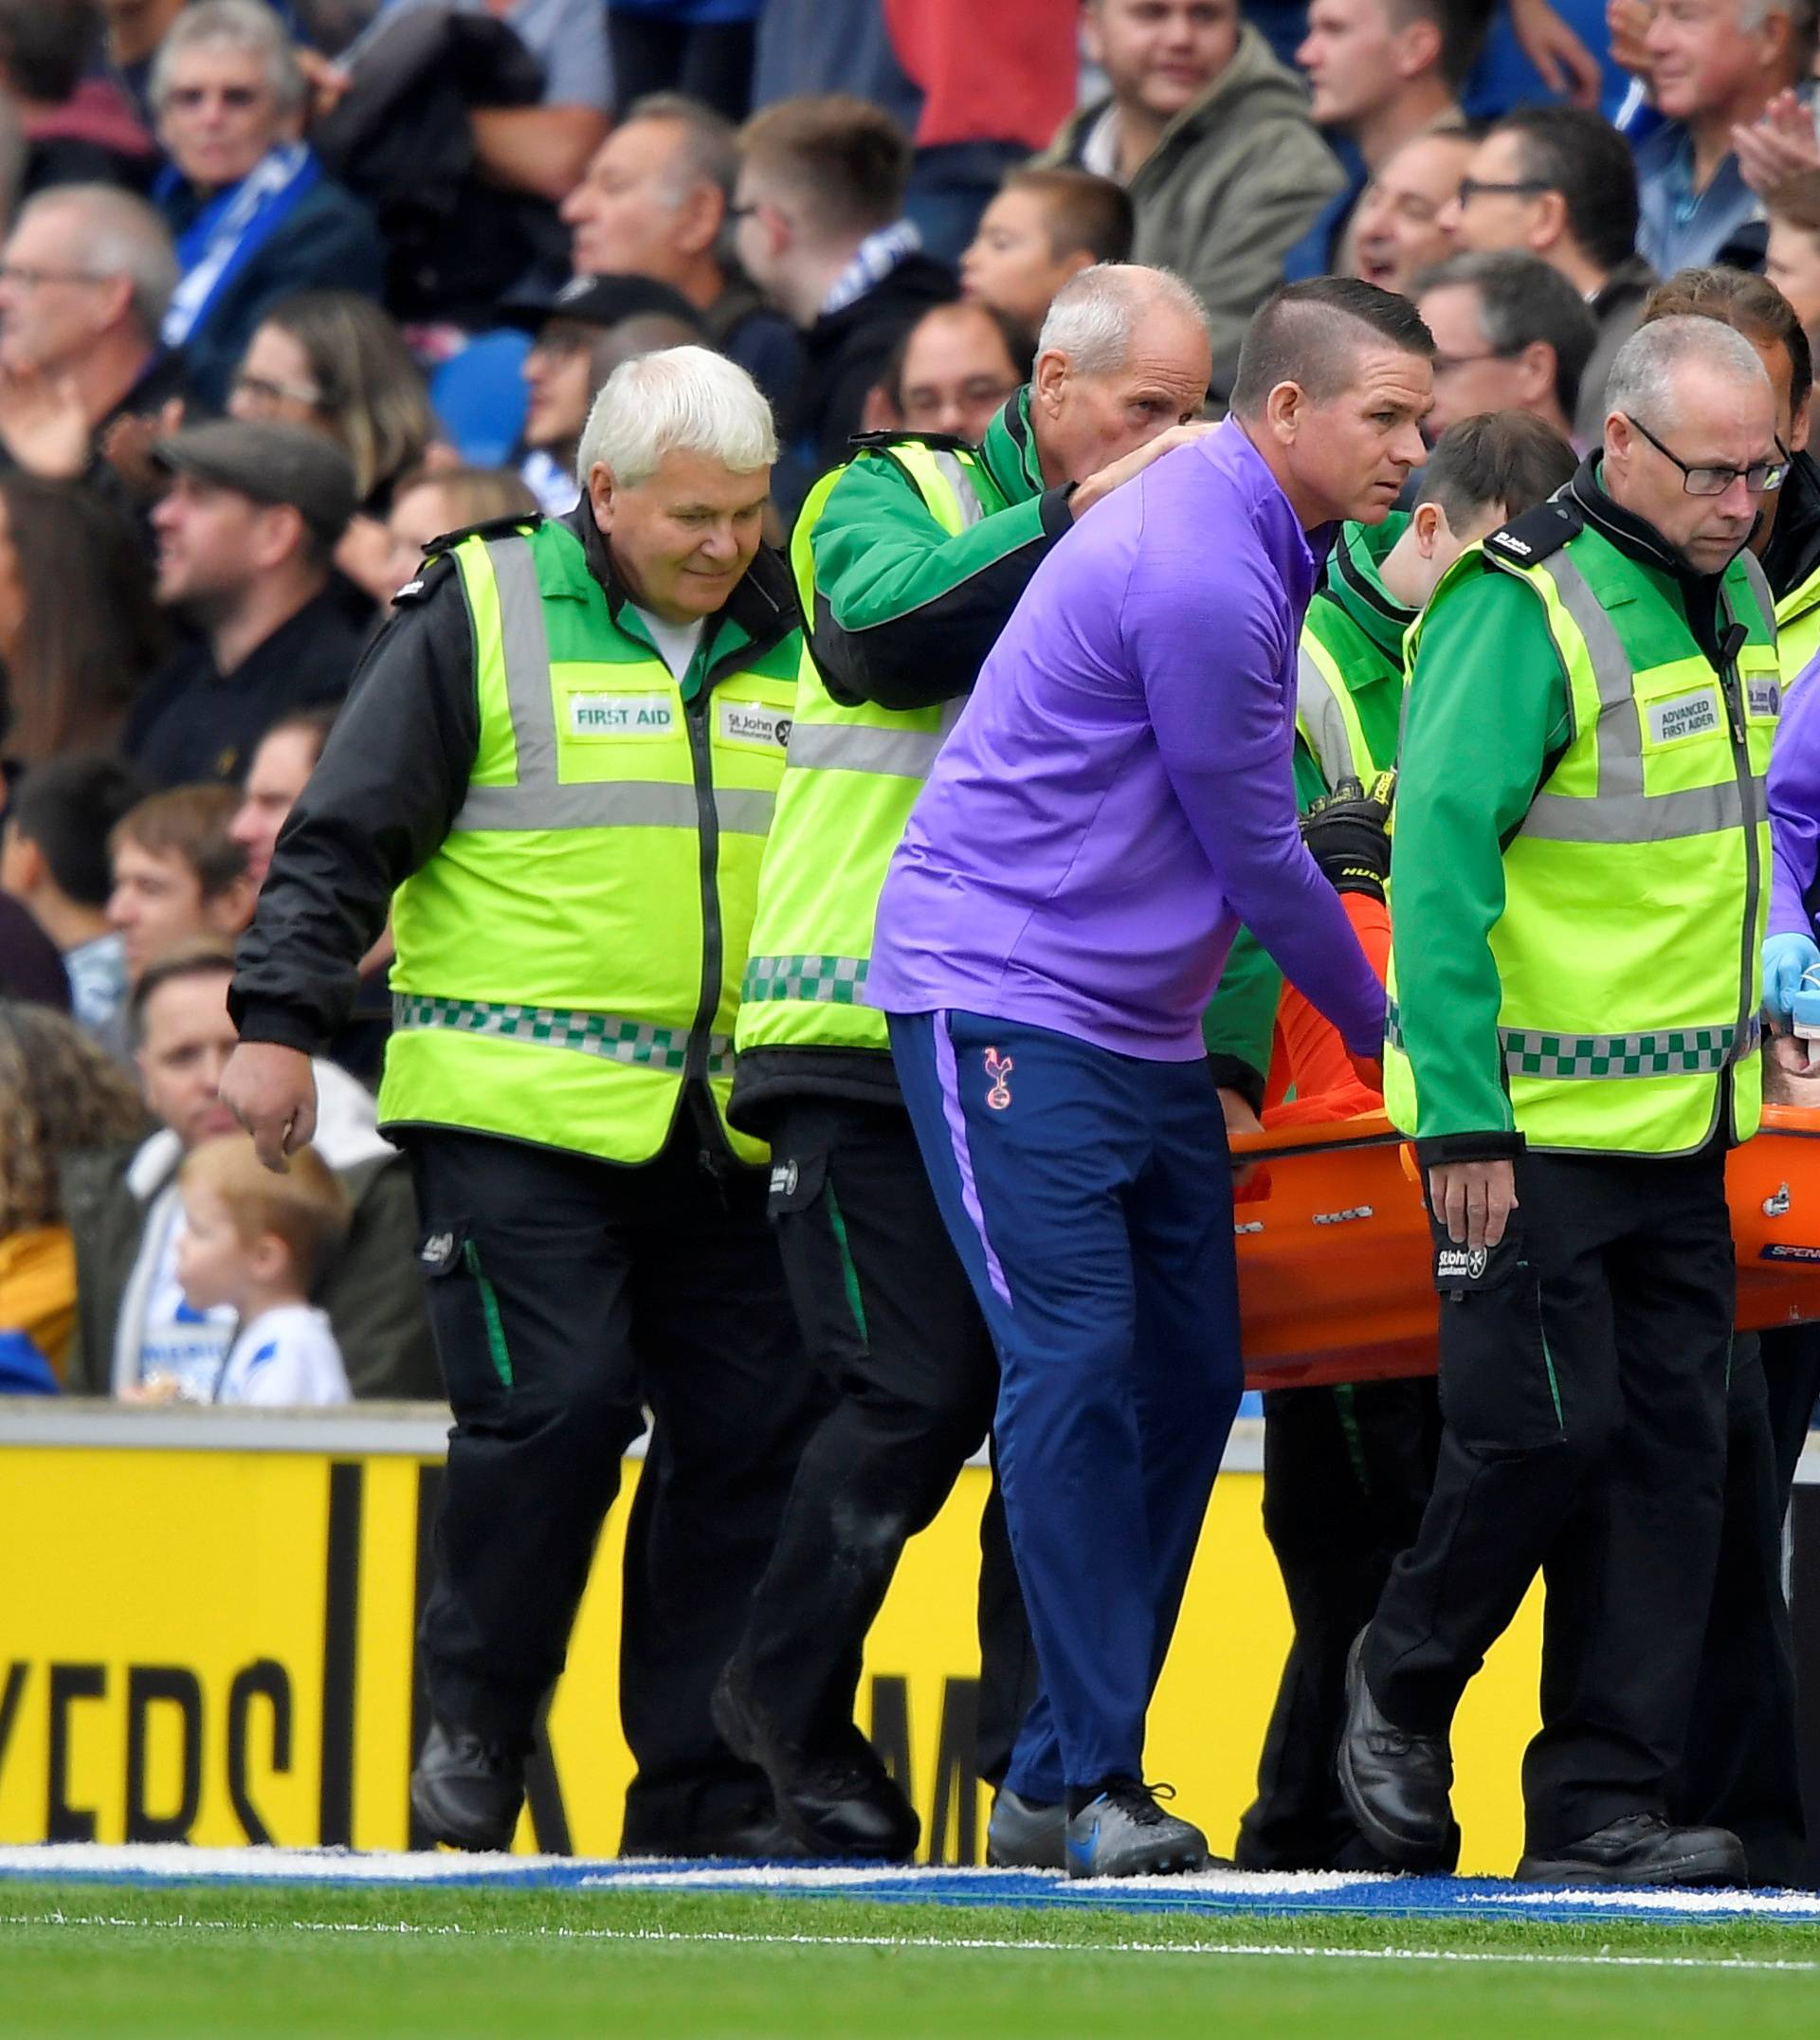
[865,418,1388,1062]
[1770,651,1820,938]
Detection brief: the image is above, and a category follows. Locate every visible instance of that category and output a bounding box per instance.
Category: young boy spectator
[106,784,254,986]
[960,167,1134,337]
[172,1132,351,1406]
[3,753,152,1050]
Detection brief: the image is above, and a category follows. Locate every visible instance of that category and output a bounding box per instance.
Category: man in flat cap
[126,419,364,787]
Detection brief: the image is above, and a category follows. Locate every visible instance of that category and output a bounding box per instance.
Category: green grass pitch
[4,1880,1820,2038]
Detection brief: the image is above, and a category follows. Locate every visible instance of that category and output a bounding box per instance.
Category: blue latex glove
[1763,931,1820,1025]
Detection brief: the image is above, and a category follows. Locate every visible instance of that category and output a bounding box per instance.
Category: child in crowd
[167,1135,353,1407]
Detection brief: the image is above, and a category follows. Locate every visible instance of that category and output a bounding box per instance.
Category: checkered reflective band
[1498,1020,1759,1080]
[740,954,869,1004]
[392,994,734,1078]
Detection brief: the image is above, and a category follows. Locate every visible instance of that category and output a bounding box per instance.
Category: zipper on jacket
[1717,609,1760,1107]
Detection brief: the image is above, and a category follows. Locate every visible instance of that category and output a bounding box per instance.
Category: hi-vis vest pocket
[1644,687,1721,746]
[719,697,792,754]
[563,690,678,739]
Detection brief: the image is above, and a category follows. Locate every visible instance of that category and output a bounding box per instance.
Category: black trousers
[1237,1376,1440,1870]
[1364,1144,1734,1856]
[730,1099,1038,1785]
[404,1118,819,1852]
[1672,1323,1820,1885]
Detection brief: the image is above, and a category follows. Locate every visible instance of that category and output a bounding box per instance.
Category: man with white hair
[1341,315,1783,1888]
[0,183,186,478]
[219,345,822,1861]
[151,0,383,408]
[1633,0,1816,275]
[870,277,1427,1877]
[720,263,1212,1865]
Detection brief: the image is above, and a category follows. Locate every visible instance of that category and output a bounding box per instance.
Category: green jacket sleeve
[808,452,1070,711]
[1390,566,1573,1161]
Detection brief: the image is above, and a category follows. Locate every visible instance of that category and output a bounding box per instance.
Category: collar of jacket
[1589,252,1656,319]
[1052,26,1302,190]
[1319,513,1417,663]
[1564,452,1731,614]
[1760,447,1820,603]
[981,386,1046,506]
[562,501,798,659]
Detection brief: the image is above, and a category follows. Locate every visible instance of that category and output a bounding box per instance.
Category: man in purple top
[869,276,1433,1879]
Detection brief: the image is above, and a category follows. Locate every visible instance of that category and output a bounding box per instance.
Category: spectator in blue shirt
[1633,0,1813,275]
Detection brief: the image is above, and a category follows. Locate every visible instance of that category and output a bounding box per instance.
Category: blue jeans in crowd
[888,1008,1244,1802]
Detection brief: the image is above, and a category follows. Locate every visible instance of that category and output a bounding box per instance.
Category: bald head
[1230,276,1434,419]
[1029,263,1211,487]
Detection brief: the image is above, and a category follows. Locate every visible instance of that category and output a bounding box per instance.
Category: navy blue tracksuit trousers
[890,1008,1244,1800]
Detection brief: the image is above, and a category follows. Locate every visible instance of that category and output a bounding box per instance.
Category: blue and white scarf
[159,140,322,348]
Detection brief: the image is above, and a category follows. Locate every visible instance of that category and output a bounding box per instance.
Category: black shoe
[410,1719,526,1852]
[619,1800,810,1861]
[1516,1813,1748,1888]
[712,1664,920,1860]
[1336,1631,1454,1869]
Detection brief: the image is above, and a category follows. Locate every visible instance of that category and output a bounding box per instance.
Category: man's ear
[1530,189,1570,255]
[588,461,616,535]
[1032,346,1068,418]
[1515,339,1556,410]
[1394,13,1443,81]
[1264,379,1307,444]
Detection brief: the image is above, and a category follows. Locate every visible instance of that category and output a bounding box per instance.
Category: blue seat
[429,330,532,468]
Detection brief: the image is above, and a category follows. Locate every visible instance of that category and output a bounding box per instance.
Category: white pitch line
[2,1913,1816,1976]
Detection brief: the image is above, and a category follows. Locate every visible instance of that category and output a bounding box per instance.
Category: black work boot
[410,1720,526,1852]
[712,1663,919,1860]
[1337,1631,1455,1869]
[1517,1813,1748,1888]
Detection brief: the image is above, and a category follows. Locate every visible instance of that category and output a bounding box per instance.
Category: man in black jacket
[734,93,956,516]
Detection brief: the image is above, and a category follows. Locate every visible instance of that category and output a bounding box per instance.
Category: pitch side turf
[6,1854,1820,2037]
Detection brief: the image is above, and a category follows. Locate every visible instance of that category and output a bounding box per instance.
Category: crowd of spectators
[0,0,1814,1411]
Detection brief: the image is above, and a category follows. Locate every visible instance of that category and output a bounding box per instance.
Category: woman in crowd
[227,289,441,606]
[0,1002,151,1388]
[0,475,170,768]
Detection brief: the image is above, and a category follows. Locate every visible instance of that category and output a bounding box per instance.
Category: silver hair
[576,344,777,487]
[1035,263,1209,375]
[14,186,179,340]
[1603,314,1772,432]
[151,0,307,119]
[1738,0,1813,34]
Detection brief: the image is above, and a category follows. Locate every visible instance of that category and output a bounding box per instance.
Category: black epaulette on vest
[424,509,544,553]
[1482,496,1583,569]
[844,429,975,455]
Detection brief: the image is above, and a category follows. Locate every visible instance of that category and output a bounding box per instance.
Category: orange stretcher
[1230,1104,1820,1393]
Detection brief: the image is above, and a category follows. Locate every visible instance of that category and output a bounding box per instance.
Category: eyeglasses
[231,370,325,410]
[1456,177,1553,205]
[1624,412,1787,496]
[0,264,104,292]
[160,83,266,113]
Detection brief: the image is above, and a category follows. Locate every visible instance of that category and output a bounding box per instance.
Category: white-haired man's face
[0,206,126,377]
[1646,0,1792,124]
[588,447,771,626]
[1605,363,1780,574]
[1031,303,1210,484]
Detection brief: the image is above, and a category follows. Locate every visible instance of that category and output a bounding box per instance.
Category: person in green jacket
[1236,412,1578,1877]
[719,264,1214,1865]
[1341,316,1782,1888]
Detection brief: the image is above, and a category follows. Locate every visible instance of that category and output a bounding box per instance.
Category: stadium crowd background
[4,0,1820,1852]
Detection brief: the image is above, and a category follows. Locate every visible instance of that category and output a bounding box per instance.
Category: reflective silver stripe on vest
[456,780,774,834]
[929,450,987,529]
[784,722,946,778]
[451,533,774,836]
[1519,551,1763,846]
[1296,647,1356,788]
[1738,549,1776,644]
[1500,1017,1758,1080]
[393,993,735,1079]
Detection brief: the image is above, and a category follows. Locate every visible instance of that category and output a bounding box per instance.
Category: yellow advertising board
[0,1418,1543,1869]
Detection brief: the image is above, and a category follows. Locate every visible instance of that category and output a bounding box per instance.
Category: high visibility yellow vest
[379,519,798,1167]
[1776,556,1820,685]
[1383,524,1776,1157]
[1296,630,1383,789]
[736,442,993,1057]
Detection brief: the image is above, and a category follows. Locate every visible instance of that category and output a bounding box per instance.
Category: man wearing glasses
[1341,315,1784,1888]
